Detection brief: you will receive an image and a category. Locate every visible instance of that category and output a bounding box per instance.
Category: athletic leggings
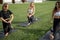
[27,16,34,23]
[2,20,11,34]
[53,18,60,37]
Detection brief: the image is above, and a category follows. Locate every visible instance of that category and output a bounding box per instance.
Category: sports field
[0,1,56,40]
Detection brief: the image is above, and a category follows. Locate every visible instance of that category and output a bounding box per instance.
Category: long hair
[30,2,34,8]
[53,1,60,14]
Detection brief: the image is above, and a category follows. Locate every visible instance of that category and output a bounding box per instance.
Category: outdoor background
[0,1,56,40]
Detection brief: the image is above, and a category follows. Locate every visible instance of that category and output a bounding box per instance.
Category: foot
[28,23,31,25]
[49,33,54,40]
[5,33,8,37]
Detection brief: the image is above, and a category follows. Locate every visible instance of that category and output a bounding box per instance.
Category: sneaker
[28,23,31,25]
[5,33,8,37]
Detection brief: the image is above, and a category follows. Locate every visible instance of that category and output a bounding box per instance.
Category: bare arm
[10,14,14,22]
[32,6,35,15]
[8,14,14,23]
[0,17,8,23]
[52,11,55,18]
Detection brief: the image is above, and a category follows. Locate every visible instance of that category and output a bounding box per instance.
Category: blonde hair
[30,2,34,7]
[2,3,8,9]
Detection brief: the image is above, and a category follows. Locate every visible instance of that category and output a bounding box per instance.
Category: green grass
[0,1,56,40]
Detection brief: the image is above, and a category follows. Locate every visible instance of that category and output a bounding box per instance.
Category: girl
[27,2,35,25]
[50,1,60,40]
[0,3,14,37]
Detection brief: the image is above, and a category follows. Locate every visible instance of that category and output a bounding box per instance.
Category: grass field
[0,1,56,40]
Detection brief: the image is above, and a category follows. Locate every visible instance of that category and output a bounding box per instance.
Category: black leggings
[53,18,60,36]
[27,16,34,23]
[2,20,11,34]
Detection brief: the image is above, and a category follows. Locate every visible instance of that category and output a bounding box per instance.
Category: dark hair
[53,1,60,14]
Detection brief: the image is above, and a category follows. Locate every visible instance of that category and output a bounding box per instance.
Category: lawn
[0,1,56,40]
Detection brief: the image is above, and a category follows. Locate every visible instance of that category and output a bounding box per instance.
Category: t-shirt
[0,10,13,19]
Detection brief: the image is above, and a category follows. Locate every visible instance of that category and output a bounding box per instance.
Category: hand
[4,21,8,23]
[5,21,8,23]
[29,15,32,17]
[8,21,12,24]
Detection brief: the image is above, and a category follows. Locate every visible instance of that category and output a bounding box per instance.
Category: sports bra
[54,11,60,16]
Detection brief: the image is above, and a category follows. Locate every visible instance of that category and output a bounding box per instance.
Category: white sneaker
[5,33,8,37]
[28,23,30,25]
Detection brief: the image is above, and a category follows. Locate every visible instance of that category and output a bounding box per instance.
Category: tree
[21,0,26,3]
[12,0,15,3]
[47,0,56,1]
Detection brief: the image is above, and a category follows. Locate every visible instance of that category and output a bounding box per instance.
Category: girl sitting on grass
[27,2,35,25]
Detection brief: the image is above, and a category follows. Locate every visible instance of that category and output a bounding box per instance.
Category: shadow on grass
[15,27,51,35]
[15,27,51,40]
[0,27,51,40]
[12,18,41,27]
[12,21,28,27]
[0,28,18,39]
[12,21,27,24]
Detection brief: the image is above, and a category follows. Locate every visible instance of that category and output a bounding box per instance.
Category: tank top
[54,11,60,16]
[28,8,33,14]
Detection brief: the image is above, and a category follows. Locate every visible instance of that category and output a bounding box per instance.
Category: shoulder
[0,10,3,16]
[0,10,3,13]
[8,10,11,12]
[8,10,13,13]
[0,10,3,12]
